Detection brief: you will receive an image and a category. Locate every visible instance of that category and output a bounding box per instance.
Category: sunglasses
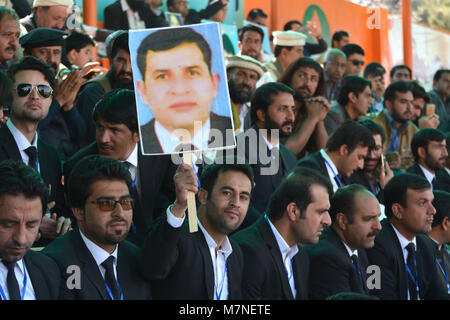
[89,198,134,211]
[15,83,53,99]
[350,60,365,66]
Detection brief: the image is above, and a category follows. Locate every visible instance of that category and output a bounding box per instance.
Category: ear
[391,203,403,220]
[72,207,84,224]
[286,202,298,222]
[198,188,208,205]
[336,212,348,231]
[339,144,349,157]
[211,73,220,96]
[442,216,449,231]
[67,49,77,64]
[132,131,140,143]
[384,99,392,111]
[256,109,266,123]
[136,80,149,105]
[348,92,357,104]
[417,146,427,160]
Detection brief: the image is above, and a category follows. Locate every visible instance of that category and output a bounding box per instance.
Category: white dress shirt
[265,215,299,298]
[166,206,232,300]
[6,119,39,171]
[120,0,146,29]
[418,164,436,190]
[0,257,36,300]
[320,149,340,192]
[123,144,139,194]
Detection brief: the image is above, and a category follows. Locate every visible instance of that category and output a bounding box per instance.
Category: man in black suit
[0,160,60,300]
[104,0,167,31]
[235,82,297,223]
[232,167,333,300]
[427,190,450,299]
[366,173,447,300]
[0,56,70,244]
[43,155,152,300]
[136,27,234,155]
[64,89,176,246]
[297,120,374,193]
[305,184,381,299]
[407,128,450,192]
[139,159,254,299]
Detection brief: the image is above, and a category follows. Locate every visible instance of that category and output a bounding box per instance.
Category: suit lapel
[0,125,22,161]
[24,252,49,300]
[195,230,215,299]
[116,243,132,299]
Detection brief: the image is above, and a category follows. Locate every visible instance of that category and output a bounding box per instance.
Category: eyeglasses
[350,60,365,66]
[15,83,53,99]
[89,198,134,211]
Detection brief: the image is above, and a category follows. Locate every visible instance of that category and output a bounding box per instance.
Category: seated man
[363,62,386,114]
[65,30,96,69]
[341,44,365,76]
[0,7,20,72]
[43,155,152,300]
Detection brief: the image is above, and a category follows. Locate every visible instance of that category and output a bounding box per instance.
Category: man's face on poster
[137,42,219,134]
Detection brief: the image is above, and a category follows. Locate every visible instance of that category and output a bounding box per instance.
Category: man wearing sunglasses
[341,43,365,77]
[0,56,70,246]
[43,155,152,300]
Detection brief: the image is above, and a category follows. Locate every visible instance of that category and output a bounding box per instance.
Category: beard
[108,69,134,90]
[424,154,446,171]
[228,78,253,104]
[265,114,293,138]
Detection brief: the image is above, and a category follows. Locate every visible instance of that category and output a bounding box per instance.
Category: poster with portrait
[130,22,236,156]
[164,12,183,26]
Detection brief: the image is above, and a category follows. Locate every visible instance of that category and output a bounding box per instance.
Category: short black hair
[67,155,132,209]
[411,128,445,162]
[383,81,411,108]
[93,89,138,133]
[238,25,264,42]
[0,71,13,110]
[363,62,386,79]
[431,190,450,227]
[326,120,375,153]
[247,8,267,20]
[330,184,373,224]
[358,118,386,144]
[110,31,129,60]
[337,75,371,106]
[0,159,49,215]
[433,69,450,83]
[390,64,412,80]
[278,57,325,97]
[283,19,302,31]
[332,30,349,44]
[65,30,95,53]
[250,82,295,124]
[200,160,255,199]
[341,43,365,57]
[137,27,212,81]
[7,56,56,89]
[267,167,333,221]
[408,81,430,103]
[383,173,430,218]
[274,45,293,58]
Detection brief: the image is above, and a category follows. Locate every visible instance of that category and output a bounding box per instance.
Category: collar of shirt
[265,215,299,261]
[6,119,38,163]
[342,240,358,258]
[385,109,409,133]
[418,164,435,186]
[238,102,250,133]
[120,0,146,29]
[261,133,279,151]
[391,222,417,264]
[155,118,211,155]
[79,229,119,276]
[197,219,233,259]
[320,149,340,191]
[124,143,138,168]
[445,167,450,176]
[0,257,36,300]
[428,235,442,251]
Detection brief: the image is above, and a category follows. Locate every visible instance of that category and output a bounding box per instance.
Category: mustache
[5,241,30,250]
[368,230,379,238]
[282,120,294,127]
[118,71,133,77]
[107,218,128,227]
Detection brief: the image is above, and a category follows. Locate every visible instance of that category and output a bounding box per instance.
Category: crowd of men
[0,0,449,301]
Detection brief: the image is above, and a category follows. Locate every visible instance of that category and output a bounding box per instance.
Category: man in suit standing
[407,128,450,192]
[427,190,450,299]
[0,56,70,244]
[139,160,254,299]
[64,89,177,246]
[305,184,381,299]
[43,155,152,300]
[366,173,447,300]
[232,167,333,300]
[136,27,233,155]
[0,160,60,300]
[297,120,374,193]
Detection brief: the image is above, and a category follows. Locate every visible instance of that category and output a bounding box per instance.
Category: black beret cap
[19,27,68,48]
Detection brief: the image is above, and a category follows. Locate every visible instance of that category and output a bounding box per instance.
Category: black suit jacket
[104,0,168,31]
[406,163,450,192]
[426,236,450,300]
[140,112,233,155]
[139,214,244,299]
[348,170,385,204]
[63,142,177,245]
[42,230,151,300]
[366,218,446,300]
[304,227,370,300]
[1,250,61,300]
[232,216,310,300]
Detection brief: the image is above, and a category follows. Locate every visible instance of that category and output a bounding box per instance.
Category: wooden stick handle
[183,152,198,233]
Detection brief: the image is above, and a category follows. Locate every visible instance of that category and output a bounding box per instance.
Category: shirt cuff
[166,204,185,228]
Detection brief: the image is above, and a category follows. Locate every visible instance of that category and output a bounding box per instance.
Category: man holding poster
[133,24,234,155]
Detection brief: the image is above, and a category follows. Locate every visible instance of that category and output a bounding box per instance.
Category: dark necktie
[350,254,365,293]
[24,146,37,170]
[101,256,121,300]
[431,177,437,190]
[406,243,418,300]
[334,174,343,188]
[2,260,21,300]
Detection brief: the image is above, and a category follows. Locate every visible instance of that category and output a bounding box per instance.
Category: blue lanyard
[405,258,420,299]
[324,158,342,187]
[104,273,124,301]
[368,183,380,197]
[215,258,228,300]
[192,158,201,188]
[0,260,27,300]
[436,258,450,292]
